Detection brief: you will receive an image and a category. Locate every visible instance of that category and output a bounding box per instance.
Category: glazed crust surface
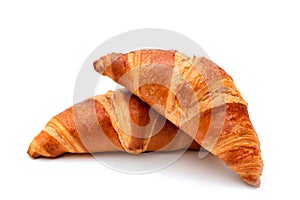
[94,49,263,186]
[28,90,200,158]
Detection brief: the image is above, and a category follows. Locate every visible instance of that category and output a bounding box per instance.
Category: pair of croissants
[28,49,263,187]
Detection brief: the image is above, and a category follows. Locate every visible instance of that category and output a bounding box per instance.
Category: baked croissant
[27,89,200,158]
[94,49,264,187]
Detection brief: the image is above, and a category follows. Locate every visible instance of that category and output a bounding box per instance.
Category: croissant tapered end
[27,143,41,158]
[93,53,122,76]
[236,157,262,187]
[27,130,68,159]
[212,103,263,187]
[244,176,260,187]
[240,160,262,187]
[221,155,262,187]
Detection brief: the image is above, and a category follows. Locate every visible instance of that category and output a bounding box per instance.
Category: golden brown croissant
[27,89,200,158]
[94,49,264,187]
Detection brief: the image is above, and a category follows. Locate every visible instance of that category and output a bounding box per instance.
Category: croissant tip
[93,59,102,73]
[244,177,261,187]
[252,178,261,187]
[27,147,41,159]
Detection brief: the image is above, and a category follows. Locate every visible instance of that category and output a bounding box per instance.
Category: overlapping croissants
[28,49,263,187]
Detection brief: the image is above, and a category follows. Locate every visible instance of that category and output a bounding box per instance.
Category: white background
[1,0,299,199]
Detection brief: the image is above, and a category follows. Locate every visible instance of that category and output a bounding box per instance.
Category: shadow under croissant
[31,150,252,187]
[163,151,250,187]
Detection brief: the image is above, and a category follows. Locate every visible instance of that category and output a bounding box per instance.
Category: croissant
[27,89,200,158]
[94,49,264,187]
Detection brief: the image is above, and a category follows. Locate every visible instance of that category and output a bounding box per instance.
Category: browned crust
[126,91,151,152]
[93,49,263,187]
[108,49,175,82]
[28,90,201,158]
[71,99,124,152]
[125,89,200,152]
[197,103,263,186]
[27,131,68,158]
[27,99,124,158]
